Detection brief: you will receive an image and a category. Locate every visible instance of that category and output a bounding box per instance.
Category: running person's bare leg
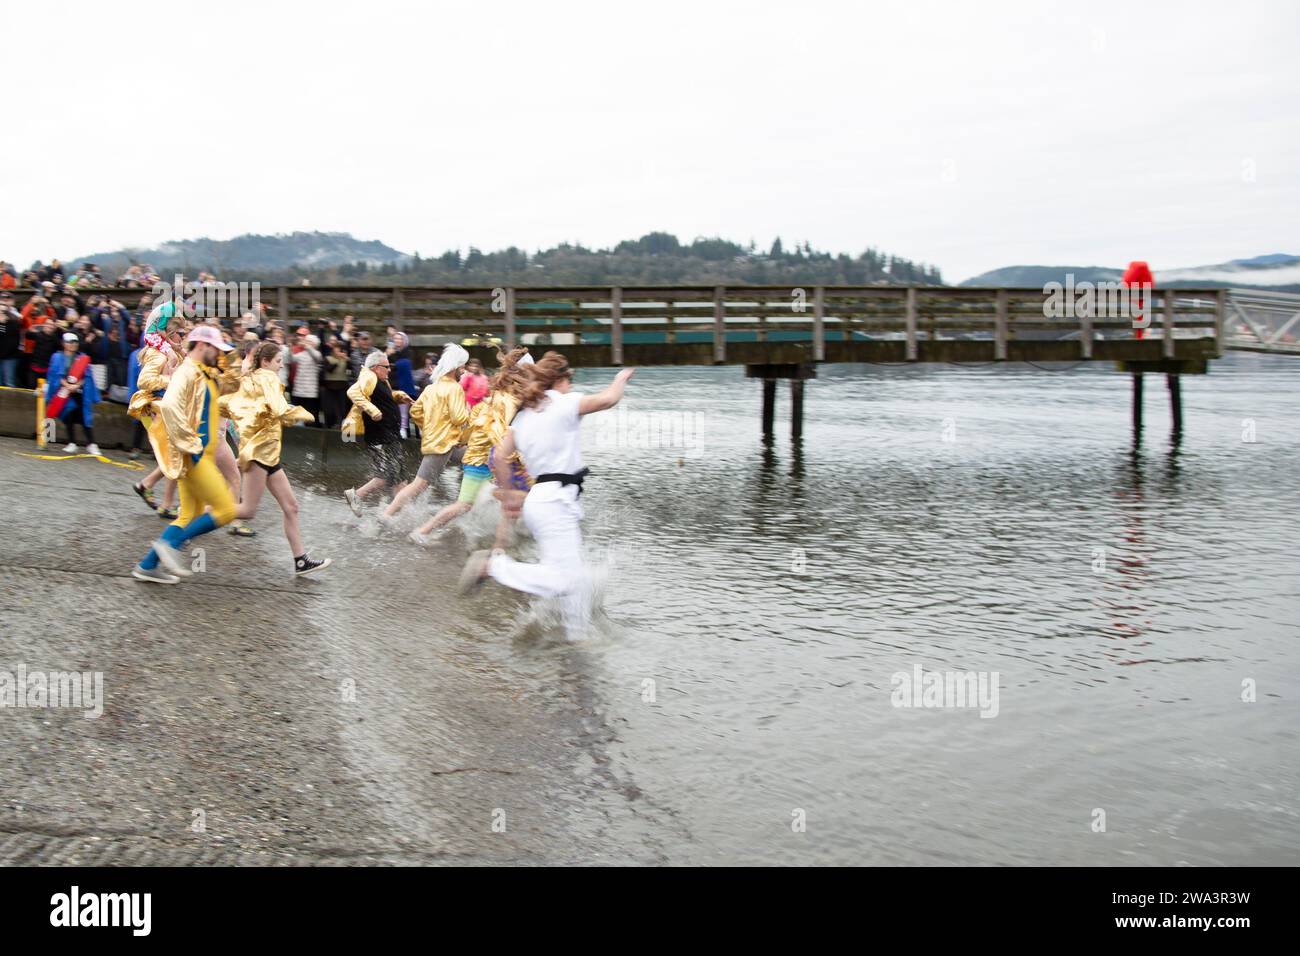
[380,476,426,516]
[215,433,241,498]
[414,500,471,535]
[354,476,390,500]
[266,470,305,557]
[492,514,516,552]
[236,465,268,521]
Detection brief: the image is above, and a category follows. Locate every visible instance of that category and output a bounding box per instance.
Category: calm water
[304,352,1300,865]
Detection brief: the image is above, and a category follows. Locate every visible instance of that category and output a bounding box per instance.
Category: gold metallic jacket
[463,391,518,467]
[220,368,314,470]
[408,377,470,456]
[216,350,242,397]
[154,360,221,480]
[343,368,411,440]
[126,346,176,470]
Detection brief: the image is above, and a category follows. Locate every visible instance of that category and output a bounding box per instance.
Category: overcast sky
[4,0,1296,281]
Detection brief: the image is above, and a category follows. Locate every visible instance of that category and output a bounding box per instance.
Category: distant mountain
[962,255,1300,292]
[960,264,1123,287]
[65,231,411,276]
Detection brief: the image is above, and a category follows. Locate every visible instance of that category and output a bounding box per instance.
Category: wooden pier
[8,283,1228,440]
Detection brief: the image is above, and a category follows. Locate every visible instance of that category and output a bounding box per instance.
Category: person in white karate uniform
[457,351,634,639]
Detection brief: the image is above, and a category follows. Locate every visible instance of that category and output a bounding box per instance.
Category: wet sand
[0,436,661,865]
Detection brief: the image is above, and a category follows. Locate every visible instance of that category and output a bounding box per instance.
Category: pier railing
[1222,288,1300,354]
[9,284,1227,367]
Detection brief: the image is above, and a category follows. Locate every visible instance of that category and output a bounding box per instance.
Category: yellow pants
[175,453,237,528]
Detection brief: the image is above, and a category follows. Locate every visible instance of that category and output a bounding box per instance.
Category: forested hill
[223,232,941,286]
[104,231,935,286]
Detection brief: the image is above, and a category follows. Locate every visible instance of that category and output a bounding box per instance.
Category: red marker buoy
[1122,261,1154,340]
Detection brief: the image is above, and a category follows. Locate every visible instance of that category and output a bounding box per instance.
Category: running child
[221,341,331,575]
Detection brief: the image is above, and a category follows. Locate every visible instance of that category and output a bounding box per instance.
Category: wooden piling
[1132,374,1144,436]
[995,289,1008,361]
[504,287,516,349]
[905,287,918,361]
[610,287,624,366]
[713,286,726,364]
[813,286,826,362]
[761,379,775,437]
[790,379,804,440]
[1167,373,1183,435]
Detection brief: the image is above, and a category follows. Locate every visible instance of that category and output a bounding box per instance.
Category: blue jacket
[127,346,144,395]
[90,306,133,358]
[394,357,416,396]
[46,350,100,426]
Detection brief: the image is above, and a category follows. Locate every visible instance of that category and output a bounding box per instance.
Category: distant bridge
[1220,288,1300,354]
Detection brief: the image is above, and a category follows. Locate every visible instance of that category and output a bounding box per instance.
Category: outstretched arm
[578,367,635,416]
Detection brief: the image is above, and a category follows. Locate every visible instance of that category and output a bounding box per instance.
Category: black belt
[533,467,589,496]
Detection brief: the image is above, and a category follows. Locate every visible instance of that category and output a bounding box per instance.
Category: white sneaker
[456,549,494,596]
[151,538,193,578]
[132,565,180,585]
[408,530,428,547]
[63,443,78,453]
[86,443,102,457]
[344,488,362,517]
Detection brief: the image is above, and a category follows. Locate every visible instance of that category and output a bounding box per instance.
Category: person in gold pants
[132,327,239,585]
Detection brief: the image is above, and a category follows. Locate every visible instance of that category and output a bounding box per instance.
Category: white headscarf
[431,343,469,383]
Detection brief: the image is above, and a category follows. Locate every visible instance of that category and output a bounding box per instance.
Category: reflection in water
[1105,449,1151,650]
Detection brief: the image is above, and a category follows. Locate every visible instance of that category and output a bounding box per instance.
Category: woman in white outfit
[458,352,634,639]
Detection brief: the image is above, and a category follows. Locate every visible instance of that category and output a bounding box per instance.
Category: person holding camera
[321,340,351,429]
[0,292,21,387]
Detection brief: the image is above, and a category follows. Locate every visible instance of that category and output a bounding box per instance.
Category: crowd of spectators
[0,259,449,434]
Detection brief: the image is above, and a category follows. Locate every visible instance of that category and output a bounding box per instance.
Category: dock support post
[713,286,726,364]
[761,379,776,438]
[610,287,624,366]
[812,286,826,362]
[994,289,1008,360]
[1131,374,1144,438]
[1163,291,1176,359]
[1214,288,1227,356]
[905,287,918,361]
[790,379,804,440]
[504,287,516,349]
[1167,373,1183,435]
[747,363,815,441]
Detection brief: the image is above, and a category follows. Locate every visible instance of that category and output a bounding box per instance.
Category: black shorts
[253,460,283,476]
[366,441,409,485]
